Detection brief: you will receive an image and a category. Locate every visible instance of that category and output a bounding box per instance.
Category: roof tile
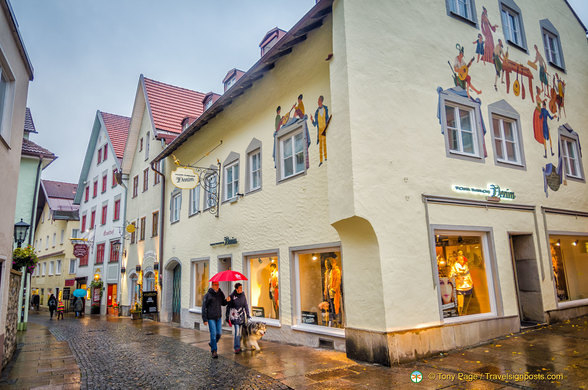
[42,180,78,200]
[24,107,36,133]
[100,112,131,159]
[143,77,205,135]
[21,138,55,158]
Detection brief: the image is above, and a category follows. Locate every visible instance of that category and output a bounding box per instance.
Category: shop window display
[193,260,209,307]
[435,234,492,318]
[248,256,279,319]
[550,236,588,302]
[297,251,343,328]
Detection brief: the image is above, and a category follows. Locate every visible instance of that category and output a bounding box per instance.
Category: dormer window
[205,99,213,110]
[225,77,236,91]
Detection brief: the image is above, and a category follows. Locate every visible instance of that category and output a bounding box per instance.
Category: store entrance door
[172,264,181,323]
[107,284,116,306]
[218,257,231,326]
[509,234,545,326]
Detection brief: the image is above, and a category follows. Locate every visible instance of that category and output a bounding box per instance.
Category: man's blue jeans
[208,318,223,352]
[233,324,241,350]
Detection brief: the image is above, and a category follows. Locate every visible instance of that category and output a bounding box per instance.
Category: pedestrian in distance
[32,293,40,311]
[48,294,57,320]
[57,298,65,320]
[73,297,84,318]
[226,283,250,354]
[202,281,230,359]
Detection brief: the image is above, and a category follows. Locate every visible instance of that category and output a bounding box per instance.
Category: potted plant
[12,245,38,273]
[108,300,119,316]
[91,303,100,314]
[130,302,142,320]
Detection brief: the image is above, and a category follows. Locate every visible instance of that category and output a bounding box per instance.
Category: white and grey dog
[241,321,267,351]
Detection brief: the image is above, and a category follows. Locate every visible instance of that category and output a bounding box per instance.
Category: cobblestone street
[1,313,587,389]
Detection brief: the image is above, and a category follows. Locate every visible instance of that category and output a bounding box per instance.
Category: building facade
[73,111,130,314]
[31,180,79,310]
[0,0,34,371]
[120,75,205,317]
[151,0,588,365]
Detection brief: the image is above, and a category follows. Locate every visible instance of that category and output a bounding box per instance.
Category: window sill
[442,312,497,324]
[221,197,238,205]
[557,298,588,309]
[277,170,306,185]
[250,318,281,327]
[291,324,345,338]
[448,11,477,28]
[188,211,201,218]
[245,187,262,196]
[548,61,566,74]
[505,39,528,54]
[189,307,202,314]
[565,175,585,184]
[170,219,180,225]
[495,159,526,171]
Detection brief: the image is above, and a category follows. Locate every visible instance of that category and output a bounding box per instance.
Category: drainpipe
[151,159,165,321]
[117,171,129,311]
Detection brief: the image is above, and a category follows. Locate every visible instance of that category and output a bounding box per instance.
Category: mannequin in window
[268,262,279,318]
[450,250,473,315]
[323,255,342,327]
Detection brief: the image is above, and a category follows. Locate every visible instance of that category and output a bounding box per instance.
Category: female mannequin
[450,250,473,314]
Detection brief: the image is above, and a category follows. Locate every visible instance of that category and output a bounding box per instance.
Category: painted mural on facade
[439,4,581,198]
[273,93,332,169]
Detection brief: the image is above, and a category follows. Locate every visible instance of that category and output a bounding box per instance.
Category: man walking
[202,281,230,358]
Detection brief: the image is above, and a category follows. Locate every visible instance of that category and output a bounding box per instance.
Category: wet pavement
[1,312,586,389]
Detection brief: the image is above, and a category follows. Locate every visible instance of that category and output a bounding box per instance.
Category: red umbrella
[209,270,248,282]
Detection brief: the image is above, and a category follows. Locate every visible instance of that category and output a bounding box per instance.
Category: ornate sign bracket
[184,162,221,217]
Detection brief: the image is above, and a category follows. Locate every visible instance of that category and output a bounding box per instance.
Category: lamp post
[14,219,30,248]
[14,219,30,331]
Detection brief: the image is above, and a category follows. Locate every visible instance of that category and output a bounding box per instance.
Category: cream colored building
[31,180,79,309]
[0,0,35,370]
[151,0,587,365]
[120,75,205,316]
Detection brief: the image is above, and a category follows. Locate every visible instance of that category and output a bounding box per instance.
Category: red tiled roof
[42,180,78,200]
[24,108,37,133]
[143,77,205,135]
[100,111,130,160]
[21,138,55,159]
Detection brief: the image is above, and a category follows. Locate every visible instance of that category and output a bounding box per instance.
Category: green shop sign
[453,184,516,200]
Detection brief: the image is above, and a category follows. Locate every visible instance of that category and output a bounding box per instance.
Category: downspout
[151,158,165,321]
[117,172,129,310]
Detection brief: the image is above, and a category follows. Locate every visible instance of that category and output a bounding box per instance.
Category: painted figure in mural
[453,45,481,98]
[539,100,557,158]
[533,87,545,144]
[292,94,305,119]
[532,44,549,97]
[268,263,279,318]
[310,95,331,167]
[480,6,499,64]
[473,34,485,63]
[275,106,282,131]
[324,255,342,327]
[493,39,506,91]
[554,73,566,118]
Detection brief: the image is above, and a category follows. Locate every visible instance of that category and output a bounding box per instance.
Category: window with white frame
[46,235,49,249]
[49,261,54,275]
[500,1,526,49]
[60,229,64,245]
[56,260,61,275]
[52,233,56,247]
[249,151,261,191]
[445,104,478,156]
[189,187,200,215]
[42,262,46,276]
[224,162,239,201]
[143,271,155,292]
[540,19,565,69]
[446,0,477,24]
[0,64,15,145]
[145,131,150,160]
[560,136,582,179]
[492,116,520,164]
[69,259,76,274]
[280,131,305,179]
[171,191,181,223]
[192,259,209,307]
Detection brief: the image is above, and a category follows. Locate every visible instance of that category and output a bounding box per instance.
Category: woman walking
[48,294,57,320]
[73,297,84,318]
[227,283,250,354]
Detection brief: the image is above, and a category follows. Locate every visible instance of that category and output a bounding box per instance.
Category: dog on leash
[241,321,267,351]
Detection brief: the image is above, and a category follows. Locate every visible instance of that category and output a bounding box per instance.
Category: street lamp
[14,219,30,248]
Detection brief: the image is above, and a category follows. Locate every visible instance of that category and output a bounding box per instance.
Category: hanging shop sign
[210,237,238,247]
[142,291,159,314]
[73,244,89,258]
[452,184,516,200]
[171,167,199,190]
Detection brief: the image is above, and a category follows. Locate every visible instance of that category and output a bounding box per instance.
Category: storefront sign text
[73,244,88,258]
[142,291,159,314]
[210,237,238,247]
[171,167,199,190]
[453,184,516,200]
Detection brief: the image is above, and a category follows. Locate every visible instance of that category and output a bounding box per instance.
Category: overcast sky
[11,1,588,184]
